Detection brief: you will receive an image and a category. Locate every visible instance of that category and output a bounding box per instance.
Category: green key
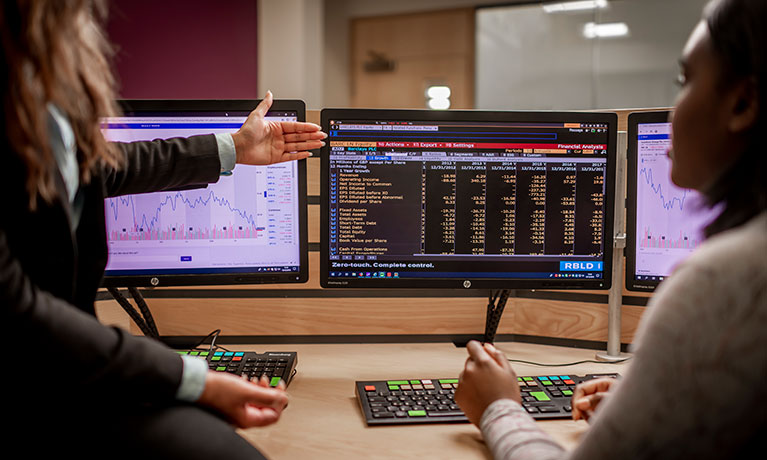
[176,351,188,355]
[211,356,221,361]
[563,390,573,396]
[190,351,199,356]
[530,391,551,402]
[387,380,409,385]
[215,366,227,372]
[542,380,553,386]
[388,385,400,390]
[270,377,281,387]
[408,410,426,417]
[439,379,459,384]
[410,380,421,385]
[523,377,533,381]
[200,352,209,356]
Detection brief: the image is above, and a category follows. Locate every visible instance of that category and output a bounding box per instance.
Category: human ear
[728,76,759,134]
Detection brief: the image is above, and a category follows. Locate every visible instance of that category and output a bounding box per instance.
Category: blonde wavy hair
[1,0,122,209]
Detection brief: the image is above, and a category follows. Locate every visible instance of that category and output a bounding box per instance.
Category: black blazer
[2,135,221,403]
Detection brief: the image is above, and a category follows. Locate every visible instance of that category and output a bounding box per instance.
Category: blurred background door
[349,8,475,110]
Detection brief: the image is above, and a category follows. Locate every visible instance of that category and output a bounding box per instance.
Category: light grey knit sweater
[479,212,767,460]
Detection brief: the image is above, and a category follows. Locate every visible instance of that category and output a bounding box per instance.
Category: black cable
[484,289,510,343]
[185,329,222,353]
[128,287,159,337]
[507,357,632,367]
[107,287,156,338]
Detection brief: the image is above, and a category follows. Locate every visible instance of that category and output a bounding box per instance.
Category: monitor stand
[453,289,512,347]
[108,287,220,350]
[107,287,159,339]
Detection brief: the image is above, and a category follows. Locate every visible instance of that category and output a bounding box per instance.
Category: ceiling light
[426,86,451,110]
[426,86,451,99]
[543,0,608,13]
[583,22,629,39]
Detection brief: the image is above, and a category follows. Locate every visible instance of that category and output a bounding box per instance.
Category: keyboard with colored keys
[177,350,298,387]
[356,373,619,425]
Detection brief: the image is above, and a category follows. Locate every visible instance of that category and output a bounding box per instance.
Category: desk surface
[231,341,631,459]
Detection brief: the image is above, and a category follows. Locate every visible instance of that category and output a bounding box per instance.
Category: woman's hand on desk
[197,371,289,429]
[455,340,521,426]
[571,377,616,422]
[232,91,326,166]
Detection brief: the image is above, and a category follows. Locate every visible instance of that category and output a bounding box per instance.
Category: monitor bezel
[101,99,309,287]
[319,108,618,290]
[625,109,672,292]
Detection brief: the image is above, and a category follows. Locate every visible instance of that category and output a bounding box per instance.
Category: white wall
[258,0,324,108]
[258,0,712,110]
[476,0,710,110]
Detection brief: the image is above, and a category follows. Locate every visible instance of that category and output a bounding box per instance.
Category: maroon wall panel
[107,0,258,99]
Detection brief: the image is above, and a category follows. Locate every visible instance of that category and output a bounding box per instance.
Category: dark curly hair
[701,0,767,236]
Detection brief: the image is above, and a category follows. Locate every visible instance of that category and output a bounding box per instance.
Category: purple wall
[107,0,258,99]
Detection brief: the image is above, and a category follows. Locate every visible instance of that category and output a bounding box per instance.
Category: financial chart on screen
[633,121,716,283]
[101,107,303,279]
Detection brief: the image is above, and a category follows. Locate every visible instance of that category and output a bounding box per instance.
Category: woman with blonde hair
[2,1,324,458]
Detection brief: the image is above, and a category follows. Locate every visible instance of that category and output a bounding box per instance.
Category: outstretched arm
[232,91,326,166]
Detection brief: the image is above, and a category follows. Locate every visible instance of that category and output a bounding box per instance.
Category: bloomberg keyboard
[356,373,619,425]
[177,350,298,387]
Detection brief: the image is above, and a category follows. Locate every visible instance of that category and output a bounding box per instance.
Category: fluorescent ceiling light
[426,85,451,110]
[426,86,451,99]
[543,0,608,13]
[583,21,629,39]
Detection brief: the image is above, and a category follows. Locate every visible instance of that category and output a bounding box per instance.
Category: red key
[365,385,376,391]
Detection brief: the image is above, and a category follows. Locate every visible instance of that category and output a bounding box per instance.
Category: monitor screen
[100,100,308,287]
[625,111,718,291]
[320,109,617,289]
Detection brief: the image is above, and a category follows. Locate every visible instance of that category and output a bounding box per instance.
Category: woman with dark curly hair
[456,0,767,458]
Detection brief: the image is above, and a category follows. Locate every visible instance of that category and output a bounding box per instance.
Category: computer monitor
[100,99,308,287]
[320,109,617,290]
[625,110,718,292]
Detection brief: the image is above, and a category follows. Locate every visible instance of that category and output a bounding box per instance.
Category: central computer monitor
[320,109,617,290]
[100,99,308,287]
[625,110,718,291]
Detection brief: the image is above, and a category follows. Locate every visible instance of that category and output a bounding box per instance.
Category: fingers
[572,377,615,402]
[280,121,323,134]
[580,377,616,393]
[466,340,493,364]
[284,139,325,153]
[572,393,603,421]
[254,91,274,118]
[240,406,281,428]
[241,380,289,411]
[483,342,511,370]
[571,378,615,421]
[284,131,327,143]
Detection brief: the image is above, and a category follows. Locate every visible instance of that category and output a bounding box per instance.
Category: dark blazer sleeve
[103,134,222,197]
[1,227,183,402]
[3,134,224,403]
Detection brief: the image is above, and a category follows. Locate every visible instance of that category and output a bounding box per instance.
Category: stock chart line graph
[638,163,688,212]
[634,132,717,278]
[106,189,265,241]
